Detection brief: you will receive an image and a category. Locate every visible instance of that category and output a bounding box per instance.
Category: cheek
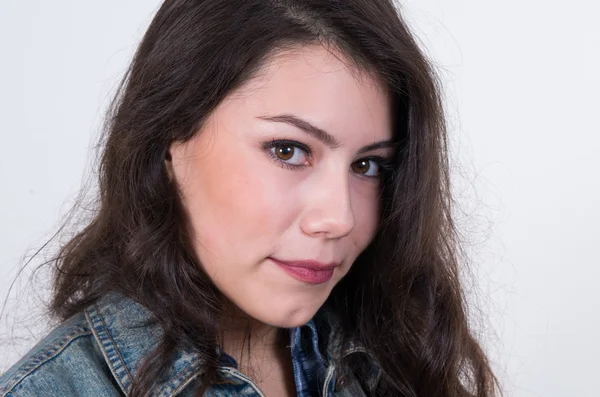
[180,142,299,268]
[350,184,381,251]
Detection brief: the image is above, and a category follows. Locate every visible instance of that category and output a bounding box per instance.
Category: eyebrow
[257,113,395,154]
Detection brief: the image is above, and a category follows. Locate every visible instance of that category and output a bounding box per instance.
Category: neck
[218,303,290,371]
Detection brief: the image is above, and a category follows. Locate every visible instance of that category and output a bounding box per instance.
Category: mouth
[268,257,337,285]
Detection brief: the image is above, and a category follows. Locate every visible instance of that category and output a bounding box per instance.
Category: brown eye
[275,144,295,161]
[351,159,370,174]
[351,158,380,177]
[267,141,310,166]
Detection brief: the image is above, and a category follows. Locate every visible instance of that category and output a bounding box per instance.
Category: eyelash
[261,139,394,179]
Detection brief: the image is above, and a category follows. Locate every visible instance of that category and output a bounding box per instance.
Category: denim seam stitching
[0,326,91,396]
[217,368,266,397]
[85,305,133,396]
[322,363,336,397]
[159,365,203,397]
[341,348,381,391]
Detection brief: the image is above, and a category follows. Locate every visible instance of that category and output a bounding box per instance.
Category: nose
[299,171,356,239]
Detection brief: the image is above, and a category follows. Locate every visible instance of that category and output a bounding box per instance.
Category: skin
[167,44,393,395]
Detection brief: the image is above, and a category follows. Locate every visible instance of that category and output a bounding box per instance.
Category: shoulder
[0,311,121,397]
[0,292,202,397]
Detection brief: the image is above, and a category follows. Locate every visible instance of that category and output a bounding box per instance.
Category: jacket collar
[85,291,380,396]
[85,292,203,396]
[316,304,383,390]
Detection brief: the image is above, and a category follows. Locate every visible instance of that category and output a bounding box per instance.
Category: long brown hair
[47,0,498,395]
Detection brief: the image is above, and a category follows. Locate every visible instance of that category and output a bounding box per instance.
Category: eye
[272,142,309,165]
[351,158,380,177]
[263,139,311,168]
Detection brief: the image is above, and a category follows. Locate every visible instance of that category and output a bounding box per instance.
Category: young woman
[0,0,499,396]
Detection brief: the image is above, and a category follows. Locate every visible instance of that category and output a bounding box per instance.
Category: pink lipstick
[269,257,336,284]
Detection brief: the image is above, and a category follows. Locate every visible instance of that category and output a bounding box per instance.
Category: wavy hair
[48,0,499,396]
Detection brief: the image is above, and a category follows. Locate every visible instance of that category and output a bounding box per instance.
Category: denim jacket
[0,292,381,396]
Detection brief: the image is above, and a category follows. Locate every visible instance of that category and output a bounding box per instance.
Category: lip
[269,257,337,284]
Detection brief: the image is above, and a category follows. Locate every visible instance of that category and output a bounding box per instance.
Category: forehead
[226,44,393,144]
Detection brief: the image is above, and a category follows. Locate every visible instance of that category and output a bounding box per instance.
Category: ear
[165,143,175,180]
[165,140,191,182]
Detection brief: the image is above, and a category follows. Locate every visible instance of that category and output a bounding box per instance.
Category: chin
[253,304,321,328]
[278,315,315,328]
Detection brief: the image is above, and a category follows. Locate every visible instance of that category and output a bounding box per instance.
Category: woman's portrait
[1,0,597,396]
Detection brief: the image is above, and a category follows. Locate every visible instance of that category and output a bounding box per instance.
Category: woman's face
[168,44,393,328]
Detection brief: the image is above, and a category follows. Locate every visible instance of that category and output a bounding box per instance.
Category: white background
[1,1,598,396]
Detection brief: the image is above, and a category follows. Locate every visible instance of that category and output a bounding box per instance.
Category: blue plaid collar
[289,319,328,396]
[286,304,382,396]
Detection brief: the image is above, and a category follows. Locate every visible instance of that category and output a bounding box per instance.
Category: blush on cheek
[195,154,294,249]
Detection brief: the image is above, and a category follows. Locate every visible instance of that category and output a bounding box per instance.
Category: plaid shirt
[289,319,329,397]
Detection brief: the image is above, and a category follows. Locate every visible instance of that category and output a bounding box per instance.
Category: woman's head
[167,44,393,328]
[50,0,497,395]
